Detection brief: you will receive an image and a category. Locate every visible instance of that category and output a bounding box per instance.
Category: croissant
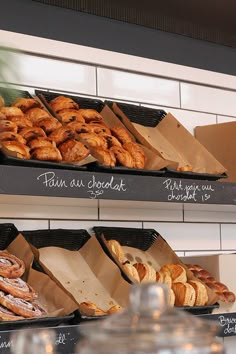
[58,109,85,124]
[31,146,62,162]
[1,141,30,159]
[58,139,90,162]
[78,109,103,123]
[9,116,33,130]
[0,120,17,133]
[91,147,116,167]
[0,132,26,145]
[0,107,24,118]
[11,98,40,112]
[110,146,134,168]
[123,142,146,169]
[19,127,46,142]
[79,132,107,149]
[50,95,79,112]
[28,137,56,150]
[111,126,133,144]
[101,134,122,148]
[25,108,50,125]
[34,117,62,134]
[49,126,75,145]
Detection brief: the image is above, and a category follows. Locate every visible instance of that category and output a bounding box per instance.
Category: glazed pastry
[58,109,85,124]
[0,96,4,108]
[58,139,89,162]
[89,123,111,135]
[160,264,187,283]
[111,126,133,144]
[101,134,122,148]
[0,107,24,118]
[110,146,134,168]
[168,288,176,307]
[20,127,46,142]
[0,304,24,321]
[67,122,92,134]
[172,282,196,307]
[9,116,33,130]
[78,302,106,316]
[107,305,123,314]
[31,146,62,162]
[25,108,50,125]
[188,280,208,306]
[79,132,108,149]
[106,240,126,264]
[0,120,17,133]
[0,277,37,301]
[0,132,26,145]
[1,141,30,159]
[0,292,43,318]
[49,126,75,146]
[0,252,25,278]
[11,98,40,112]
[123,142,146,169]
[28,137,56,150]
[133,263,156,283]
[50,95,79,112]
[78,109,103,123]
[122,263,140,283]
[91,147,116,167]
[34,117,62,134]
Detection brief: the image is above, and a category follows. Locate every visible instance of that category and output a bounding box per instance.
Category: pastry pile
[0,251,45,321]
[78,301,122,317]
[49,95,146,168]
[186,264,235,303]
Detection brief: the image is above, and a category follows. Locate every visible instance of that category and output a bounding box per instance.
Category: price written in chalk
[37,172,127,199]
[163,178,214,203]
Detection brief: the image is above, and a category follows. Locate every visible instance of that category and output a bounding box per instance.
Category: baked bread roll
[0,107,24,118]
[188,280,208,306]
[28,138,56,150]
[0,132,26,145]
[1,141,30,159]
[78,301,106,316]
[9,116,33,130]
[20,127,46,142]
[133,263,156,283]
[0,292,43,318]
[122,263,140,283]
[11,98,40,112]
[106,240,126,264]
[101,134,122,148]
[107,305,123,314]
[0,277,37,301]
[0,120,17,133]
[91,147,116,167]
[34,117,62,134]
[78,109,103,123]
[58,139,89,162]
[123,142,146,169]
[49,126,75,146]
[110,146,134,168]
[216,291,236,303]
[0,304,24,321]
[111,126,133,144]
[31,146,62,162]
[50,96,79,112]
[0,252,25,278]
[160,264,187,283]
[58,109,85,124]
[172,282,196,306]
[79,132,108,149]
[25,108,50,125]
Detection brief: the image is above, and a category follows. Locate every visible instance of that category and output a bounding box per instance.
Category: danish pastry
[0,252,25,278]
[49,126,75,146]
[133,263,156,283]
[188,280,208,306]
[25,108,50,125]
[58,139,89,162]
[20,127,46,142]
[58,109,85,124]
[111,126,133,144]
[0,292,43,318]
[160,264,187,283]
[101,134,122,148]
[34,117,62,134]
[123,142,146,169]
[9,116,33,130]
[122,263,140,283]
[107,305,123,314]
[0,120,17,133]
[110,146,134,168]
[50,96,79,112]
[106,240,126,264]
[0,107,24,118]
[31,146,62,162]
[1,141,30,159]
[79,132,107,149]
[91,147,116,167]
[172,282,196,307]
[0,304,24,321]
[0,277,37,301]
[0,132,26,145]
[28,137,56,150]
[78,109,103,123]
[78,302,106,316]
[11,98,40,112]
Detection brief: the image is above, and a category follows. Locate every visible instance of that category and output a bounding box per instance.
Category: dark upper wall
[1,0,236,76]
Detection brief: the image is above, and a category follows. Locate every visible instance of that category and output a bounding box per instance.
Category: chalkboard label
[199,312,236,337]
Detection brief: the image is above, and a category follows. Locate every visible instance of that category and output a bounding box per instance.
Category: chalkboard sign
[199,312,236,337]
[0,164,236,204]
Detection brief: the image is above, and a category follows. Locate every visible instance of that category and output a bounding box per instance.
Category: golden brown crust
[8,116,33,130]
[78,109,103,123]
[50,96,79,112]
[0,132,26,145]
[101,134,122,148]
[31,146,62,162]
[88,123,111,135]
[58,139,89,162]
[78,302,106,316]
[11,98,40,112]
[25,108,50,125]
[34,117,62,134]
[0,304,24,321]
[0,292,43,318]
[48,126,75,146]
[0,252,25,278]
[28,138,55,150]
[58,109,85,124]
[0,277,37,301]
[172,282,196,307]
[79,132,108,149]
[19,127,46,142]
[123,142,146,169]
[160,264,187,283]
[0,112,6,120]
[111,126,133,144]
[1,141,30,159]
[177,165,193,172]
[110,146,134,168]
[0,107,24,118]
[0,120,17,133]
[133,263,156,283]
[66,122,92,134]
[91,147,116,167]
[188,280,208,306]
[107,305,123,314]
[122,263,140,283]
[156,270,172,289]
[106,240,126,264]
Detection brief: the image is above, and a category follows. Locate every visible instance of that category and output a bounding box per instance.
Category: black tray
[93,226,218,316]
[0,87,32,106]
[164,169,228,181]
[0,223,19,249]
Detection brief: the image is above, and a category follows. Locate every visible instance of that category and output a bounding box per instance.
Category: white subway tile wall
[217,116,236,123]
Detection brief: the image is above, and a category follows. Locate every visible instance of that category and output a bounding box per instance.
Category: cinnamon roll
[0,292,43,318]
[0,277,37,301]
[11,98,41,112]
[50,95,79,112]
[0,304,24,321]
[0,252,25,278]
[1,141,30,159]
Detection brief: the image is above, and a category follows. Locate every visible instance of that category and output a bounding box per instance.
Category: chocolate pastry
[101,134,122,148]
[28,137,56,150]
[20,127,46,142]
[9,116,33,130]
[0,132,26,145]
[25,108,50,125]
[11,98,40,112]
[0,112,6,120]
[91,147,116,167]
[50,95,79,112]
[67,122,92,134]
[1,141,30,159]
[34,117,62,134]
[79,132,107,149]
[0,292,43,318]
[123,142,146,169]
[58,139,89,162]
[78,109,103,123]
[0,107,24,118]
[0,252,25,278]
[0,120,17,133]
[31,146,62,162]
[111,126,133,144]
[110,146,134,168]
[58,109,85,124]
[0,277,37,301]
[88,123,111,135]
[49,126,75,146]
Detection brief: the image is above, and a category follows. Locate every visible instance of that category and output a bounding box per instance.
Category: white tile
[175,252,185,257]
[0,219,48,231]
[184,204,236,223]
[99,200,183,221]
[5,52,96,95]
[50,220,142,235]
[181,82,236,116]
[223,336,236,354]
[97,68,180,107]
[143,222,221,251]
[217,115,236,123]
[142,104,216,135]
[221,224,236,250]
[184,251,235,256]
